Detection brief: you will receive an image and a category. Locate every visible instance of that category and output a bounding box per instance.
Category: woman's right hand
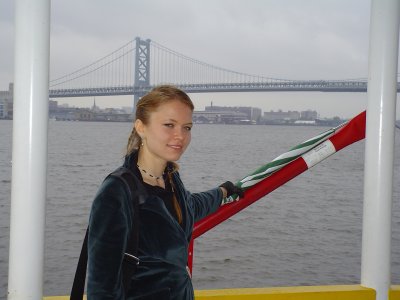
[219,181,244,199]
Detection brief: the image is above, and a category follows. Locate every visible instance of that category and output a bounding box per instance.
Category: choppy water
[0,119,399,298]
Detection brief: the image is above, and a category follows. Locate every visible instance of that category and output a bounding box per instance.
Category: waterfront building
[0,100,5,118]
[0,83,13,119]
[263,110,301,124]
[263,109,324,125]
[193,110,248,124]
[300,109,318,120]
[75,109,95,121]
[204,104,262,123]
[49,100,58,115]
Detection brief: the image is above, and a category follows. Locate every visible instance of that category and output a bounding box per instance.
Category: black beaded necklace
[137,164,165,180]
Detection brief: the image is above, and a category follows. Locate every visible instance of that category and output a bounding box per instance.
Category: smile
[168,144,183,149]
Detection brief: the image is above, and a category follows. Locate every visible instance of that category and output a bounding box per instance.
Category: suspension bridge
[49,37,398,104]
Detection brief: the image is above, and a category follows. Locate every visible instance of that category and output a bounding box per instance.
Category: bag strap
[70,228,89,300]
[70,166,144,299]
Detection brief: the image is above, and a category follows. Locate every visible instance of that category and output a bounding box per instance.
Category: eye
[184,126,192,131]
[164,123,174,128]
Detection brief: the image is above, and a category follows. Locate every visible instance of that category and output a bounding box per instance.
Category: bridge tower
[133,37,151,113]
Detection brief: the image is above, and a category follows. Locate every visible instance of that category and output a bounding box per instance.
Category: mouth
[168,144,183,150]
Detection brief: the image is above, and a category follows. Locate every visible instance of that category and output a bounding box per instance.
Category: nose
[174,127,187,140]
[174,128,183,140]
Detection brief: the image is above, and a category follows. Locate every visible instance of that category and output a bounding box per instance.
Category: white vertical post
[361,0,400,299]
[7,0,50,299]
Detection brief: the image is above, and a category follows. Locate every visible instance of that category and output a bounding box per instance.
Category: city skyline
[0,81,392,120]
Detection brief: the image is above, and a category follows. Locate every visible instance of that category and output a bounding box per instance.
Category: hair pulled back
[126,85,194,156]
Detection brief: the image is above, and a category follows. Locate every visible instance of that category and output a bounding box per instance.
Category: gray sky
[1,0,399,118]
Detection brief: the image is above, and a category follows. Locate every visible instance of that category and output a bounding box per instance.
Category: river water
[0,119,399,297]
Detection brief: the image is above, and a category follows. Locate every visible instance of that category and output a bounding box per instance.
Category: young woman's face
[137,99,193,164]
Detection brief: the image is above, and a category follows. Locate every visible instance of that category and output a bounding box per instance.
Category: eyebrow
[165,118,193,126]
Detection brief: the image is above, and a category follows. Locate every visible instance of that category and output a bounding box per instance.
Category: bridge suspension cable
[150,40,290,86]
[50,40,136,90]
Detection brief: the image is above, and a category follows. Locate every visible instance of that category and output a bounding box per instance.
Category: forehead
[151,100,193,119]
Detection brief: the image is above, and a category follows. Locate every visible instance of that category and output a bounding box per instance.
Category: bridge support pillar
[133,37,151,115]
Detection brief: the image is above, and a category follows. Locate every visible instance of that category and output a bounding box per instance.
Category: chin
[164,151,185,162]
[165,154,183,162]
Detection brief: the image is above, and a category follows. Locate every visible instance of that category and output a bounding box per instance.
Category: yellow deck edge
[194,285,375,300]
[43,285,400,300]
[389,285,400,299]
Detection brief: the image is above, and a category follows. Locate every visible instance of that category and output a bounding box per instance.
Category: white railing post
[7,0,51,299]
[361,0,400,299]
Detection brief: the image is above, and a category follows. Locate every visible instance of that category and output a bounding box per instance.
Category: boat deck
[43,284,400,300]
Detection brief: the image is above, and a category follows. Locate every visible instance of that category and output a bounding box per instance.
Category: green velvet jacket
[87,153,222,299]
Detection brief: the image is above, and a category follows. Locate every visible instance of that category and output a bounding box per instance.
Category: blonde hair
[126,85,194,224]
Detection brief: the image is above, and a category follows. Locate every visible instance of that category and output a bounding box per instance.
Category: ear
[134,119,145,137]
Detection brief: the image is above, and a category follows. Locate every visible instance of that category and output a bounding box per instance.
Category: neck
[137,148,167,177]
[137,164,164,180]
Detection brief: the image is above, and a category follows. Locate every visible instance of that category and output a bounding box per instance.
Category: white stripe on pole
[8,0,50,299]
[361,0,400,299]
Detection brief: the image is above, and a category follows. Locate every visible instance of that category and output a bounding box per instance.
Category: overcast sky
[1,0,399,118]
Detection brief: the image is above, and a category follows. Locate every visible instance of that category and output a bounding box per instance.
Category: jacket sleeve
[186,188,223,223]
[87,177,133,300]
[172,172,223,223]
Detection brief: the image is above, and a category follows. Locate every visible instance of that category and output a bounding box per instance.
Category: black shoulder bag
[70,166,144,299]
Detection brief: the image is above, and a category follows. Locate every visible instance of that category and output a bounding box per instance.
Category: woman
[87,85,243,299]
